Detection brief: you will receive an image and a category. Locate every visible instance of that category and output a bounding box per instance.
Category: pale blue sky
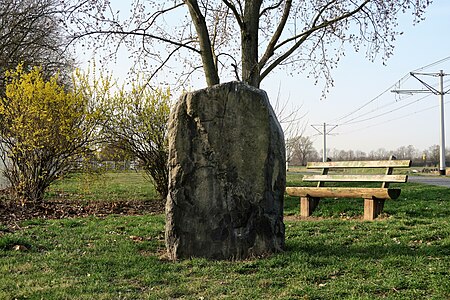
[263,0,450,153]
[76,0,450,154]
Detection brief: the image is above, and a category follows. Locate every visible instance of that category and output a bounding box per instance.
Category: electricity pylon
[392,70,448,175]
[311,123,338,162]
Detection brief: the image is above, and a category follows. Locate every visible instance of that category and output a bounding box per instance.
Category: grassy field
[47,171,158,201]
[1,171,449,299]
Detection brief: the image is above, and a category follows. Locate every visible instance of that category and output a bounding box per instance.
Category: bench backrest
[303,159,412,188]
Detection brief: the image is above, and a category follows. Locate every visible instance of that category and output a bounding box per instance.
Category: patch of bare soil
[0,192,165,230]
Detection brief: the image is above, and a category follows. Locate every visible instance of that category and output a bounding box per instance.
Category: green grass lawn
[47,171,158,201]
[1,172,449,299]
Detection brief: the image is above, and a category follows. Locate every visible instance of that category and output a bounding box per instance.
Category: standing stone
[165,81,285,260]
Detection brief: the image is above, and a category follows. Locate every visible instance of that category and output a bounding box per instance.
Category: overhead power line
[339,99,450,135]
[331,56,450,124]
[340,93,433,126]
[331,73,411,124]
[338,80,450,126]
[412,55,450,72]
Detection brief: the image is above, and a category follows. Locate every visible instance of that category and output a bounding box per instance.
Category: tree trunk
[241,0,262,88]
[184,0,220,87]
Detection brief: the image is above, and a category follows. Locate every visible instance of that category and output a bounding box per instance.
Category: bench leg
[364,198,385,221]
[375,199,385,216]
[300,197,320,217]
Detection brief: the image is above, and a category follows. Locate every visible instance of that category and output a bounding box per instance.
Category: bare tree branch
[258,0,292,70]
[259,0,284,18]
[68,29,200,54]
[64,0,431,90]
[222,0,244,29]
[261,0,370,81]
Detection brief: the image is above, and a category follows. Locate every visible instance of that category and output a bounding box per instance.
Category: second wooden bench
[285,159,411,220]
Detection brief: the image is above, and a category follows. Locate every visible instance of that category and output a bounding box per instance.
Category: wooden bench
[285,159,411,220]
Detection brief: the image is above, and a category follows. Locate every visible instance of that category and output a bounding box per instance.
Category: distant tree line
[287,136,450,167]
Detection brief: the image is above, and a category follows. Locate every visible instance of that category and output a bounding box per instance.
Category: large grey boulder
[165,81,285,260]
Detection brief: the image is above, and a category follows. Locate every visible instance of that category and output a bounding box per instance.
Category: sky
[76,0,450,154]
[259,0,450,154]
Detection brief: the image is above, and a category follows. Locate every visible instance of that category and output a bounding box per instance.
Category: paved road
[408,176,450,188]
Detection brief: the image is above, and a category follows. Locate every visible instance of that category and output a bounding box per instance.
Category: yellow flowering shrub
[103,81,171,199]
[0,64,105,203]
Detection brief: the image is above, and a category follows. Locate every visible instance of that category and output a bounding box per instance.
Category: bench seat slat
[307,160,411,169]
[302,174,408,183]
[286,187,401,200]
